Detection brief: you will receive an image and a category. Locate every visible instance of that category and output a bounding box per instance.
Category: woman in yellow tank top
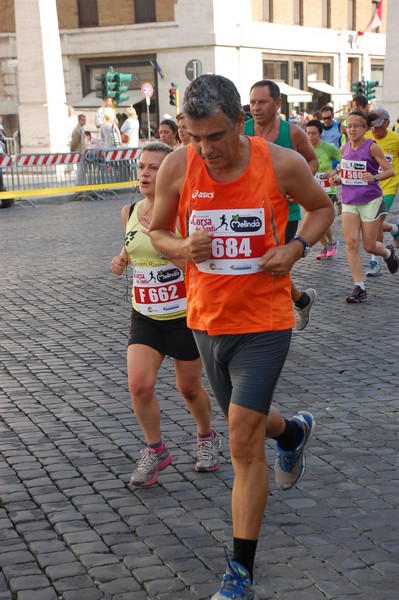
[111,142,220,488]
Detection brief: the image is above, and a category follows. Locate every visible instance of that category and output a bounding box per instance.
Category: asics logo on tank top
[192,189,215,199]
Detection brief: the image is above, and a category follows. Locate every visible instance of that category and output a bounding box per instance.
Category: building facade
[0,0,389,146]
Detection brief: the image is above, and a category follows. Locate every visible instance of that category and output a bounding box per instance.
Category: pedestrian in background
[101,114,121,147]
[111,141,220,488]
[67,106,78,147]
[351,94,369,114]
[158,119,179,148]
[320,104,346,149]
[70,113,86,185]
[121,106,139,147]
[176,113,191,146]
[95,96,115,128]
[70,114,86,153]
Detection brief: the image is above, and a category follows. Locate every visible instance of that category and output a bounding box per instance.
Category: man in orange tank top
[150,75,334,600]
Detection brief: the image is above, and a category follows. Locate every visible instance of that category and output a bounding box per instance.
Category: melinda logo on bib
[157,268,181,283]
[192,189,215,199]
[231,214,262,232]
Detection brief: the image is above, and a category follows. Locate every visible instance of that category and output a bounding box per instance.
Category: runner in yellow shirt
[366,109,399,276]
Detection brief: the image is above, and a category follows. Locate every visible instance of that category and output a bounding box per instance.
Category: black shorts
[193,329,292,416]
[128,309,200,361]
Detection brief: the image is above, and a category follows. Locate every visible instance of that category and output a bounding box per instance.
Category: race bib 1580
[340,159,367,186]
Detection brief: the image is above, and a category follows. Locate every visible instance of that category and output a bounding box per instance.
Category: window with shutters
[134,0,156,23]
[78,0,98,27]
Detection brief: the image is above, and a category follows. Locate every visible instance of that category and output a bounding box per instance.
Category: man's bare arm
[149,148,213,264]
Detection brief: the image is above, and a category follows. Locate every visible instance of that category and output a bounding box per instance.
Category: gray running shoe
[294,288,317,331]
[130,446,171,488]
[274,411,315,491]
[212,551,255,600]
[195,429,221,472]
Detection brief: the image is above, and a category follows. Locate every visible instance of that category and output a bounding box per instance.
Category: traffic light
[95,73,107,99]
[95,71,117,100]
[351,80,366,97]
[95,69,133,104]
[169,83,177,106]
[365,80,379,101]
[115,72,133,105]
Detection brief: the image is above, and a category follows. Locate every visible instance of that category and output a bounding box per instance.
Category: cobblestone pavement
[0,195,398,600]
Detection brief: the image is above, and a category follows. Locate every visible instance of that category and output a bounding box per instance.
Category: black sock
[294,291,310,309]
[232,538,258,582]
[274,418,303,451]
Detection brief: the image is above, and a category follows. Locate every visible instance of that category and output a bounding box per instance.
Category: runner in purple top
[331,111,397,303]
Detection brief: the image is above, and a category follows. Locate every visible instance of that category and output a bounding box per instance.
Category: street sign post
[141,83,154,140]
[185,60,202,82]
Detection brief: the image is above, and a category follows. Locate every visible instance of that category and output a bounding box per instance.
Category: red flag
[357,0,383,36]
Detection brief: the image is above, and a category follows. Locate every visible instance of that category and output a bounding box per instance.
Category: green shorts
[288,201,301,222]
[342,196,387,222]
[384,194,396,212]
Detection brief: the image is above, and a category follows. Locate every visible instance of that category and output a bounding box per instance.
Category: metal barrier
[84,148,139,186]
[0,147,141,205]
[4,136,19,156]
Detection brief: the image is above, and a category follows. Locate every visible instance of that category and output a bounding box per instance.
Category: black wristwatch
[291,236,311,258]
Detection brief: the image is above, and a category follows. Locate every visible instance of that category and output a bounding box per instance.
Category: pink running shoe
[316,246,328,260]
[326,239,339,259]
[130,447,172,487]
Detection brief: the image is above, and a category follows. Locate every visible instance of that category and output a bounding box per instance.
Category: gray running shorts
[193,329,292,416]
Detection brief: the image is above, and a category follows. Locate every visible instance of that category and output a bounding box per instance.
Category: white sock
[385,248,391,260]
[391,223,398,236]
[355,281,365,290]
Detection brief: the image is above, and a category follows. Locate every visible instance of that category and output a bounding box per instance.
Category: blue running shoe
[366,260,382,277]
[391,221,399,248]
[212,550,255,600]
[274,411,315,491]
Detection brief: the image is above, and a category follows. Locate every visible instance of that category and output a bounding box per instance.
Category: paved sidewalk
[0,196,398,600]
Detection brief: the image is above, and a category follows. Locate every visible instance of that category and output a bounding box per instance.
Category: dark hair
[176,112,185,122]
[249,80,281,101]
[160,119,178,133]
[140,141,174,156]
[347,110,371,126]
[321,105,334,114]
[352,94,368,108]
[306,119,323,135]
[183,74,243,126]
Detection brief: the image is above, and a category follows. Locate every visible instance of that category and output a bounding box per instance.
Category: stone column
[15,0,68,153]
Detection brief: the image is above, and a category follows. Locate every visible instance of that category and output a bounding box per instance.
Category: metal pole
[146,96,151,140]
